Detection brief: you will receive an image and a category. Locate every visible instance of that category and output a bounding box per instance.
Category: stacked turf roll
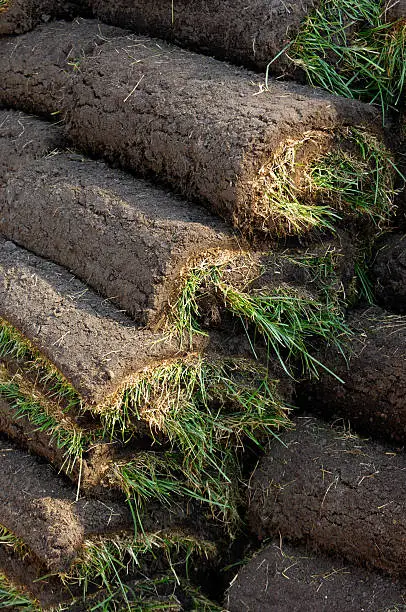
[0,20,397,238]
[0,3,405,610]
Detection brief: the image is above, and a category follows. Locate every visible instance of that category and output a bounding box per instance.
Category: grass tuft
[0,573,38,611]
[287,0,406,116]
[258,128,397,237]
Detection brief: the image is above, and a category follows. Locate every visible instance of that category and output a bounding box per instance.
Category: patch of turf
[0,573,38,611]
[287,0,406,117]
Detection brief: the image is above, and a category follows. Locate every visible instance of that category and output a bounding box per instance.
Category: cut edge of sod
[253,127,397,237]
[286,0,406,117]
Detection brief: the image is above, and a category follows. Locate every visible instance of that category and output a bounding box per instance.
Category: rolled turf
[225,541,406,611]
[299,306,406,443]
[0,20,392,239]
[0,111,238,327]
[249,416,406,576]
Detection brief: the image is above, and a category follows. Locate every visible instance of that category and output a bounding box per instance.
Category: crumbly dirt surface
[299,306,406,443]
[0,436,133,572]
[0,0,88,35]
[248,416,406,577]
[226,541,406,611]
[372,233,406,314]
[0,20,381,237]
[1,148,237,326]
[0,19,124,115]
[0,238,189,405]
[88,0,320,73]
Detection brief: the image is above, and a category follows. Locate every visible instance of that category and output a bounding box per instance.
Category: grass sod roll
[225,541,406,611]
[0,19,124,116]
[0,124,238,327]
[0,437,134,573]
[300,307,406,443]
[0,22,396,239]
[0,0,89,35]
[248,416,406,576]
[0,237,188,405]
[86,0,319,74]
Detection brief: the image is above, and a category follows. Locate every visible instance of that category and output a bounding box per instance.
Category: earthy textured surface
[0,109,64,182]
[299,307,406,442]
[0,20,381,236]
[0,437,132,572]
[88,0,319,73]
[0,238,188,405]
[226,541,406,611]
[0,0,88,35]
[0,19,123,115]
[1,149,237,326]
[373,233,406,314]
[249,417,406,576]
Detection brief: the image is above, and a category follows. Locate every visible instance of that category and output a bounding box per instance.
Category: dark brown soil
[248,416,406,577]
[1,147,238,327]
[0,109,65,183]
[226,541,406,611]
[88,0,320,73]
[0,0,88,35]
[0,20,381,237]
[299,306,406,443]
[0,436,133,572]
[65,28,381,237]
[385,0,406,20]
[0,237,193,405]
[0,19,124,115]
[372,233,406,314]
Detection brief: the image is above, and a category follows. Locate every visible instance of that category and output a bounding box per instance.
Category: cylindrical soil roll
[248,416,406,576]
[0,21,388,238]
[1,150,237,327]
[299,306,406,443]
[226,541,406,611]
[0,0,88,35]
[87,0,319,73]
[372,233,406,314]
[0,19,123,115]
[0,237,189,405]
[64,29,387,238]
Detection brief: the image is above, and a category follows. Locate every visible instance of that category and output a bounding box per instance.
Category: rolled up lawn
[225,541,406,611]
[0,0,87,35]
[0,112,238,327]
[249,416,406,576]
[0,21,397,239]
[299,306,406,443]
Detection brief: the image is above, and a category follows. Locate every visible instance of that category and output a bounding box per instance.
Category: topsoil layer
[0,109,65,182]
[0,0,88,35]
[372,233,406,314]
[88,0,319,73]
[0,237,190,405]
[226,541,406,611]
[0,19,124,115]
[299,306,406,443]
[1,138,238,327]
[248,416,406,577]
[0,436,132,572]
[0,20,381,237]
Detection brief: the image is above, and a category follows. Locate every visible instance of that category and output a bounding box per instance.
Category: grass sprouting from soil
[172,261,349,380]
[0,378,89,475]
[0,573,38,611]
[0,319,81,412]
[101,357,290,527]
[286,0,406,116]
[0,1,9,12]
[260,128,396,237]
[60,532,216,609]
